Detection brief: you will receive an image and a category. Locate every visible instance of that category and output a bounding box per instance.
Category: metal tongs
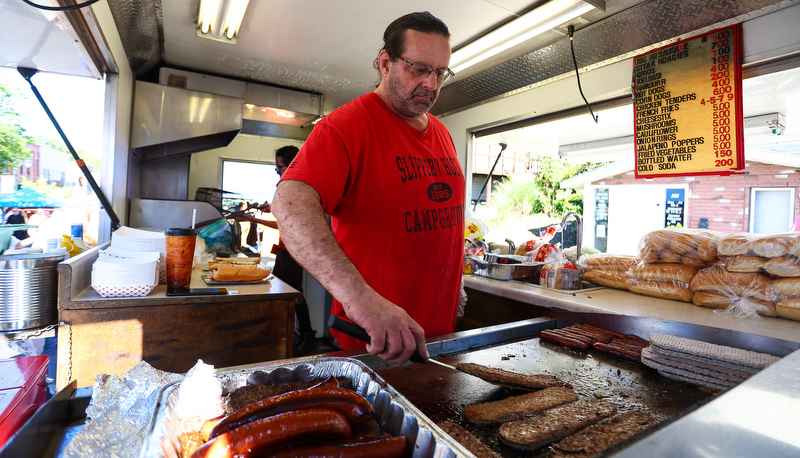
[328,315,535,390]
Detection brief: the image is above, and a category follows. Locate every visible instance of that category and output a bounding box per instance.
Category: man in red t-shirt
[272,12,464,364]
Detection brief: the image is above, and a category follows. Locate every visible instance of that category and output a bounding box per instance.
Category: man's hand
[272,180,429,364]
[343,289,429,364]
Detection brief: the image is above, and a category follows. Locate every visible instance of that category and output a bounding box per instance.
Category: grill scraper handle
[328,315,427,364]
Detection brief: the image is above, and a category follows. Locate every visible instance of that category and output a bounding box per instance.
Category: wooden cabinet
[56,246,301,389]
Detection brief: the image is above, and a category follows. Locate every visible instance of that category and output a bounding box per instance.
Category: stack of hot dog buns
[628,262,697,302]
[696,232,800,319]
[208,257,271,282]
[690,265,777,316]
[576,229,800,322]
[637,229,723,268]
[579,254,637,291]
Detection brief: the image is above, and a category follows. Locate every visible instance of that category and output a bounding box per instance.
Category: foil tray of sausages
[469,256,544,281]
[141,356,472,458]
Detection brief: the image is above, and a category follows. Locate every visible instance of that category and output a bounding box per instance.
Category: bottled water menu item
[633,24,743,178]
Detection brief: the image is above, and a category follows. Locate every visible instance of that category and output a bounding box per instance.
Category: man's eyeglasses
[275,164,287,173]
[397,56,455,84]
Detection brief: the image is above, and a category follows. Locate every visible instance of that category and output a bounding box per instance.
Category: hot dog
[539,329,590,351]
[576,324,626,340]
[550,328,594,345]
[210,386,374,439]
[270,435,407,458]
[592,342,642,364]
[191,409,352,458]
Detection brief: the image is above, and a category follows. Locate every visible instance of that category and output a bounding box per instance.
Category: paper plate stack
[110,226,167,283]
[92,250,160,298]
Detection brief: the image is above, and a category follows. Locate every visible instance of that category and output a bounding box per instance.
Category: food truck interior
[1,0,800,456]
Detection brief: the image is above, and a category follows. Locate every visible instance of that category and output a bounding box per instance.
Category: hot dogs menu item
[633,24,743,178]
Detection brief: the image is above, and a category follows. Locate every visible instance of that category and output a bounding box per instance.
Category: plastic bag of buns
[626,261,697,302]
[717,231,800,258]
[578,253,637,291]
[689,265,776,318]
[718,232,800,278]
[637,228,723,268]
[771,277,800,322]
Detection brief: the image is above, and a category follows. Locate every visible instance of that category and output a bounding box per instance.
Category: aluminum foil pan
[141,357,473,458]
[469,256,544,281]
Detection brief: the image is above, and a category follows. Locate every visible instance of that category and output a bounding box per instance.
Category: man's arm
[271,179,429,363]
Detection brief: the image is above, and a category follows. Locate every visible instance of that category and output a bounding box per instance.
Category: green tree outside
[0,83,32,173]
[490,156,604,224]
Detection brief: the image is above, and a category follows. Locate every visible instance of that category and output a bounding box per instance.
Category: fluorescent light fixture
[450,0,600,74]
[197,0,250,43]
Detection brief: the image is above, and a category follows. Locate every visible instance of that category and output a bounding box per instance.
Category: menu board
[633,24,743,178]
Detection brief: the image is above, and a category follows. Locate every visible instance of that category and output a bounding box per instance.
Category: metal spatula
[328,315,535,391]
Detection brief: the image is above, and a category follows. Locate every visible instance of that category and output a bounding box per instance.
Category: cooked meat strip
[455,362,565,389]
[549,411,658,457]
[498,400,617,450]
[464,386,578,425]
[223,377,352,413]
[437,421,501,458]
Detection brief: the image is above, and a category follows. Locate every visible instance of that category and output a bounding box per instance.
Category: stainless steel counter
[463,274,800,343]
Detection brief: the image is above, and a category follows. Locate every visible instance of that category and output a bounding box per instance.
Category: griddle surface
[378,337,712,457]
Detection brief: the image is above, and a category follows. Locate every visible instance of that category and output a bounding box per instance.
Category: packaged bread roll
[630,262,698,284]
[637,228,722,267]
[659,249,682,263]
[578,253,637,272]
[725,256,766,273]
[772,277,800,299]
[717,232,800,258]
[692,291,777,317]
[750,232,800,258]
[717,233,756,257]
[583,270,631,290]
[629,280,693,302]
[690,265,775,302]
[763,256,800,277]
[776,298,800,321]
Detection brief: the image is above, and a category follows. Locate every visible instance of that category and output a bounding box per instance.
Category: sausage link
[210,386,374,439]
[191,409,352,458]
[561,326,607,344]
[269,435,407,458]
[200,415,224,442]
[576,324,626,339]
[623,334,650,346]
[540,329,590,351]
[606,337,649,352]
[571,324,617,343]
[556,328,596,345]
[592,342,642,364]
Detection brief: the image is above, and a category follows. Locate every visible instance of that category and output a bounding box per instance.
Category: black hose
[568,25,598,124]
[20,0,102,12]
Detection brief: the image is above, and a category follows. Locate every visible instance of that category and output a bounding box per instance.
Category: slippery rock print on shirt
[396,154,465,235]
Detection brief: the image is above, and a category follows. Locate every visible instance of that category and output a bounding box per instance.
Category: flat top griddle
[377,336,712,457]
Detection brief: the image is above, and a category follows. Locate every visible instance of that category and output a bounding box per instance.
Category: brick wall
[591,161,800,233]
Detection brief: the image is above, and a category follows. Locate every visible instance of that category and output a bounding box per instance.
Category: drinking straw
[192,209,197,229]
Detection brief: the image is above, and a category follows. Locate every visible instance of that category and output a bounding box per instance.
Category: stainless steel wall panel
[433,0,800,117]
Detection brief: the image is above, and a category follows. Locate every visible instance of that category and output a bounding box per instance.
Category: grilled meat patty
[455,362,565,389]
[464,386,578,425]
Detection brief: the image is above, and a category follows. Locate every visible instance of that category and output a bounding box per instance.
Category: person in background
[272,11,465,364]
[237,145,317,356]
[6,208,34,248]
